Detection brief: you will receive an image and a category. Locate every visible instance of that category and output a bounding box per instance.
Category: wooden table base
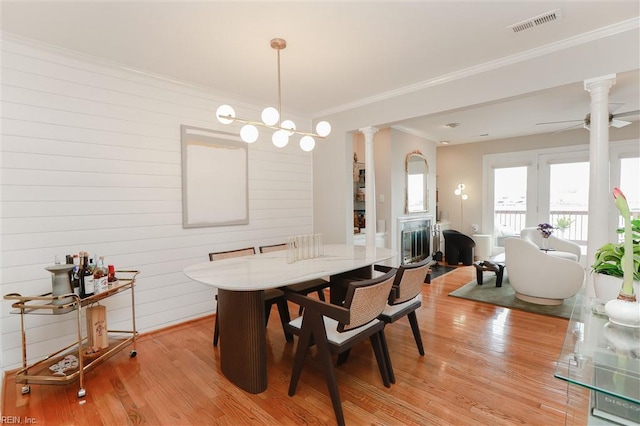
[217,289,267,393]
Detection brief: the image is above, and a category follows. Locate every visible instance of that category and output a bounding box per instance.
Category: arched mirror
[405,151,429,213]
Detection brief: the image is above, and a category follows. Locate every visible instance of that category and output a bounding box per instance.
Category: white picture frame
[181,125,249,228]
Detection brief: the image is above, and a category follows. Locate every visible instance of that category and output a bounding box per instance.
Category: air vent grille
[508,9,562,34]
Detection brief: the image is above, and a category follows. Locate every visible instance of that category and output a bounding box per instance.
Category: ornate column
[584,74,616,297]
[359,127,378,247]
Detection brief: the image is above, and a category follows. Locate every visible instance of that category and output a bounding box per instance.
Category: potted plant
[594,188,640,327]
[592,226,640,280]
[592,215,640,302]
[556,216,572,237]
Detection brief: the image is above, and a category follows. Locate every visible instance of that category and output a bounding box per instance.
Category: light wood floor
[2,265,588,425]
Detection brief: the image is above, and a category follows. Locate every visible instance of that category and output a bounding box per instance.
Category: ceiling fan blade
[612,109,640,119]
[536,119,584,126]
[611,119,632,128]
[551,123,584,134]
[608,102,625,114]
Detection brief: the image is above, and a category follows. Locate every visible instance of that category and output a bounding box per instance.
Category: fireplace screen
[400,218,432,265]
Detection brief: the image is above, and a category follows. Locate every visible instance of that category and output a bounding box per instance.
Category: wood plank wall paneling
[0,37,315,369]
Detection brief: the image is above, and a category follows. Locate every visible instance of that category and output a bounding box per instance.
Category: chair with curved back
[505,237,585,305]
[285,269,397,426]
[259,243,329,315]
[443,229,476,265]
[519,227,582,262]
[210,247,293,346]
[376,258,430,362]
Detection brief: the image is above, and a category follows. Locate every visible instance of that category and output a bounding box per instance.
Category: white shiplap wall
[0,36,314,371]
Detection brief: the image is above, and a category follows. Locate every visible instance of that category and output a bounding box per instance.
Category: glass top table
[554,294,639,407]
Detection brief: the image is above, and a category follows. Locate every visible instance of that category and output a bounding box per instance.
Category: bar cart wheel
[130,350,137,358]
[21,385,30,395]
[77,388,86,398]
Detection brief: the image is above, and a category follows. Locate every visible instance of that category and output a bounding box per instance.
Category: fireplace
[399,216,432,265]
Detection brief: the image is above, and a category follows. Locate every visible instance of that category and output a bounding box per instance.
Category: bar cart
[4,270,140,398]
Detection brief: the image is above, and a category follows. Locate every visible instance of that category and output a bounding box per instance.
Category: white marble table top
[183,244,395,291]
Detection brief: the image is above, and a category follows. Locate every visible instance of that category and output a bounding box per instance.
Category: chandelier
[216,38,331,152]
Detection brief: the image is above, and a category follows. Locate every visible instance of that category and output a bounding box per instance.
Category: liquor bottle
[66,255,77,293]
[107,265,118,286]
[71,253,80,293]
[93,256,108,294]
[80,252,94,298]
[78,252,86,298]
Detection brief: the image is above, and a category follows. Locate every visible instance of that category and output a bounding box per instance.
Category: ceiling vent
[507,9,562,34]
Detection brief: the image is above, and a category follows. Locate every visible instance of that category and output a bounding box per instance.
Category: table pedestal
[217,289,267,393]
[329,266,372,305]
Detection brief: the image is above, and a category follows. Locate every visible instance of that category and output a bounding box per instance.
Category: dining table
[183,244,395,393]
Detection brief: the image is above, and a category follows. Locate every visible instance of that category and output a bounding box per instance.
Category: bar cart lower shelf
[4,270,139,398]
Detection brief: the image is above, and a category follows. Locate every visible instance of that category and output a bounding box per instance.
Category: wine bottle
[71,253,80,293]
[81,252,94,298]
[78,252,86,298]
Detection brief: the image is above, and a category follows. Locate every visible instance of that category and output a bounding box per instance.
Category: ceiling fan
[536,109,640,132]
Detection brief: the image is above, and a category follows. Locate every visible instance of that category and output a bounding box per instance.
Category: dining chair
[375,258,430,365]
[209,247,293,347]
[259,243,329,314]
[334,259,429,372]
[285,269,396,426]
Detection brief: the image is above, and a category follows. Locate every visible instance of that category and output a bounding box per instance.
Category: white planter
[593,273,640,303]
[604,299,640,328]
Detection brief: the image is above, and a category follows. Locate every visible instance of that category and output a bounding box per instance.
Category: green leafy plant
[592,216,640,282]
[556,216,572,231]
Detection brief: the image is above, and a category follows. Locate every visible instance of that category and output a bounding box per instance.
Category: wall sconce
[454,183,468,230]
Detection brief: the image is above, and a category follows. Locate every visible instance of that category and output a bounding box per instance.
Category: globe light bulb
[272,130,289,148]
[281,120,296,136]
[462,194,469,200]
[316,121,331,137]
[216,105,235,124]
[299,136,315,152]
[240,124,259,143]
[262,107,279,126]
[454,189,461,196]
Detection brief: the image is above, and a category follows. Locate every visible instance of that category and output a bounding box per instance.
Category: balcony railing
[495,210,589,245]
[495,209,638,247]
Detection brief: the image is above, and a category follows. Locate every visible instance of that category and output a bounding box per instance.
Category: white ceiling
[2,1,639,144]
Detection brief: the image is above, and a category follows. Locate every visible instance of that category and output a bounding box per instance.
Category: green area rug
[448,272,575,319]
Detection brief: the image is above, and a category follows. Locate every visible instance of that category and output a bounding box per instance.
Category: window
[485,141,639,252]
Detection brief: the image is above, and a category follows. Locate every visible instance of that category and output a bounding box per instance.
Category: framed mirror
[405,150,429,213]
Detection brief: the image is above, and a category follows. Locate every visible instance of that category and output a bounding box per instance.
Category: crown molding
[1,31,312,120]
[315,18,639,119]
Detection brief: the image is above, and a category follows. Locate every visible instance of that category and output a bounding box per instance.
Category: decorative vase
[541,237,549,250]
[45,264,75,314]
[604,298,640,328]
[594,274,640,303]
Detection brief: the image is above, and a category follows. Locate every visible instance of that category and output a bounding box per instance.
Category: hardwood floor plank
[2,266,588,425]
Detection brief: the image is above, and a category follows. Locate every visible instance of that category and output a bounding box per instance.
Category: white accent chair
[520,227,581,262]
[505,237,585,305]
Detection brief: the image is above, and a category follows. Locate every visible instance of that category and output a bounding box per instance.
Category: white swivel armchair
[520,227,582,262]
[505,237,585,305]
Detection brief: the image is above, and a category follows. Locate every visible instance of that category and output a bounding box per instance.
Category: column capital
[358,126,379,137]
[584,74,616,92]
